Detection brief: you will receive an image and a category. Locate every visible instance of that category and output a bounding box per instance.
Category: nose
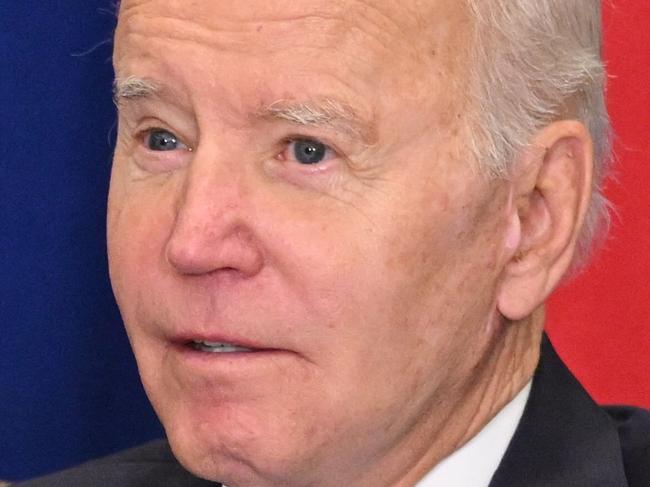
[165,146,265,278]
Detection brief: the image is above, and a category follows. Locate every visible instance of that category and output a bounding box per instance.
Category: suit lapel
[489,336,628,487]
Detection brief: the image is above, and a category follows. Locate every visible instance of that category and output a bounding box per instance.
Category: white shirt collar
[415,381,532,487]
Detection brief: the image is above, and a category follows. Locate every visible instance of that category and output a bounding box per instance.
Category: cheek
[107,180,177,315]
[347,177,505,360]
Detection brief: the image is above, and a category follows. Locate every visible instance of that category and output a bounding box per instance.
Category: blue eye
[291,139,329,165]
[145,129,184,151]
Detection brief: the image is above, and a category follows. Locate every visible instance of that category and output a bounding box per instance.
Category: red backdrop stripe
[547,1,650,409]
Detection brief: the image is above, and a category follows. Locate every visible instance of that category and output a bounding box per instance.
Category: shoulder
[490,337,649,487]
[604,405,650,487]
[14,440,218,487]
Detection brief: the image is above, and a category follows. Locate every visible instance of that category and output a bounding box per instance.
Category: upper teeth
[192,340,253,353]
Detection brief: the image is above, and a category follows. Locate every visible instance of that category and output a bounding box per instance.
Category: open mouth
[189,340,256,353]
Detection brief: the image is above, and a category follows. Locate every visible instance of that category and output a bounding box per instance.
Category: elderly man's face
[109,0,512,485]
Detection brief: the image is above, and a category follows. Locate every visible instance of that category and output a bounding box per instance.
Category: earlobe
[497,121,594,321]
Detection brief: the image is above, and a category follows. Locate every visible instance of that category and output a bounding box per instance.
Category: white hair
[465,0,612,268]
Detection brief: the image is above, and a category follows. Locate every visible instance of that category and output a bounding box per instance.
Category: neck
[358,308,545,487]
[451,308,544,450]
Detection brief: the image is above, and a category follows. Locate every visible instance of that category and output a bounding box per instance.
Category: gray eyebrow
[261,99,376,145]
[112,76,159,105]
[112,78,376,144]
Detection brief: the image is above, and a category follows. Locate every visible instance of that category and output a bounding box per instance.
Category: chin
[163,412,263,485]
[157,399,311,487]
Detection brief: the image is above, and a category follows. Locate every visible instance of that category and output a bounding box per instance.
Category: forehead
[113,0,471,135]
[116,0,461,30]
[114,0,469,65]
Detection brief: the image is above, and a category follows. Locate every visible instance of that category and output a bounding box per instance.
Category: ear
[497,121,594,321]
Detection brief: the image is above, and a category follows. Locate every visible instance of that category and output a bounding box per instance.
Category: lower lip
[169,342,292,374]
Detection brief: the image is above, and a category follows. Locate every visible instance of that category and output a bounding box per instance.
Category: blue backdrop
[0,1,163,481]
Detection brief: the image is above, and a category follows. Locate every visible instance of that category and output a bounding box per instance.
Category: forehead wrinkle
[115,2,422,61]
[116,10,346,56]
[118,0,341,25]
[260,99,378,146]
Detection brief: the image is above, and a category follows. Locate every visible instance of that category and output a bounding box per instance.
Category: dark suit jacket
[16,337,650,486]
